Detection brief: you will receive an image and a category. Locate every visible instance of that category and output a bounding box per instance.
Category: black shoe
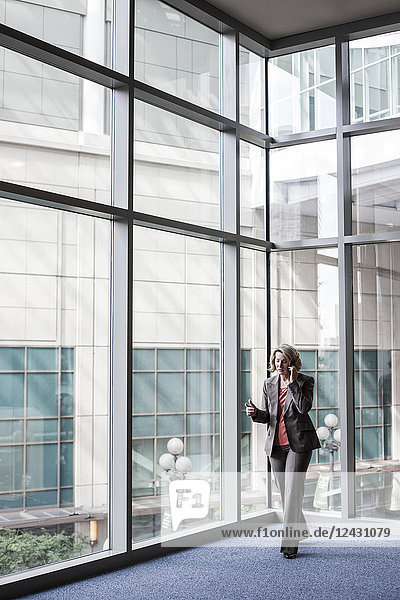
[283,551,297,559]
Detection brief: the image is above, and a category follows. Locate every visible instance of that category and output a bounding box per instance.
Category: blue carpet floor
[19,543,400,600]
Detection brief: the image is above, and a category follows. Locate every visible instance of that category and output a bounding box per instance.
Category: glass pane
[60,373,74,417]
[27,374,58,417]
[0,373,24,417]
[61,348,74,371]
[132,228,220,544]
[60,487,73,505]
[269,45,336,136]
[0,51,111,203]
[133,439,154,482]
[240,141,266,239]
[133,373,155,414]
[353,243,400,517]
[26,419,58,442]
[270,140,337,242]
[0,347,24,371]
[60,443,73,487]
[27,348,58,371]
[0,200,111,571]
[157,373,184,413]
[134,101,220,228]
[0,1,112,67]
[187,373,213,412]
[300,350,316,370]
[135,0,219,112]
[60,417,73,441]
[25,490,57,508]
[350,32,400,123]
[351,130,400,234]
[186,413,213,435]
[240,248,267,515]
[26,444,58,489]
[133,416,155,438]
[157,414,184,436]
[0,493,23,510]
[239,47,265,132]
[157,349,184,371]
[271,248,340,513]
[0,446,23,491]
[0,419,24,443]
[133,349,155,371]
[187,349,213,371]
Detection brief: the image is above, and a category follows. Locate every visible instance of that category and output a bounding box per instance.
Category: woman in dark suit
[246,343,320,559]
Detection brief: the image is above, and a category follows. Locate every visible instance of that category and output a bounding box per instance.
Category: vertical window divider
[221,27,241,524]
[109,0,131,554]
[336,35,356,519]
[265,55,272,509]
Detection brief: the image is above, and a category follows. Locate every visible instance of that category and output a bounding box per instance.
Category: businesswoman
[246,343,320,559]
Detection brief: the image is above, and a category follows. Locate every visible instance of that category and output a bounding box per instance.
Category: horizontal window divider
[270,128,337,148]
[0,181,127,220]
[132,211,237,242]
[268,36,335,58]
[344,231,400,245]
[0,24,129,89]
[239,33,269,59]
[168,0,271,49]
[238,237,271,250]
[238,125,270,147]
[269,11,400,55]
[133,80,236,131]
[271,237,339,251]
[343,117,400,137]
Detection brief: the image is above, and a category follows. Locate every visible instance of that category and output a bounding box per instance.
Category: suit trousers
[269,444,312,553]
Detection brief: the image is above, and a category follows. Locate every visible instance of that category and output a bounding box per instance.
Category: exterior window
[269,140,337,242]
[269,45,336,136]
[350,32,400,123]
[0,347,74,510]
[135,0,220,112]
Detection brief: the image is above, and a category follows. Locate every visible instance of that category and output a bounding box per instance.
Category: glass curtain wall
[0,0,112,580]
[270,249,340,510]
[132,228,221,543]
[353,243,399,517]
[240,248,267,516]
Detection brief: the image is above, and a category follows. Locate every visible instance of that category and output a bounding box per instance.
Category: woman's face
[275,351,290,378]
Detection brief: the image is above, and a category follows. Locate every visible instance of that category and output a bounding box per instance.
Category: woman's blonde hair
[269,344,302,372]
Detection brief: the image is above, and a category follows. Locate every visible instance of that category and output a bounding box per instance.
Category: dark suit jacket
[251,372,321,456]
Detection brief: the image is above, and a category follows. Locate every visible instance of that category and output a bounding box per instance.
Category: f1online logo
[169,480,210,531]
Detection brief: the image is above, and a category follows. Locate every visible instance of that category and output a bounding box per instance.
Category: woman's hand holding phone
[245,398,256,416]
[289,366,298,383]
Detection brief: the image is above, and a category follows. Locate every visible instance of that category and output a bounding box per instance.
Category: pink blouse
[274,385,289,446]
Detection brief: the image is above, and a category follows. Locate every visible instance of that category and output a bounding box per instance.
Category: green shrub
[0,527,87,575]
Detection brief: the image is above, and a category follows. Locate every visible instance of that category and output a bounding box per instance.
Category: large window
[132,228,221,544]
[0,199,110,574]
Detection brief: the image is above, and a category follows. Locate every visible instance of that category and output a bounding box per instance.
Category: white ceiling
[204,0,400,40]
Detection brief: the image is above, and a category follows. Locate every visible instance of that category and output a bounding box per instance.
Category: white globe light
[324,413,338,428]
[334,428,341,443]
[167,437,184,455]
[316,426,330,441]
[176,456,192,473]
[159,453,175,470]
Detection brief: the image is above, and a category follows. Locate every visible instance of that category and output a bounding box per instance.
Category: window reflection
[269,45,336,136]
[353,244,399,517]
[352,130,400,234]
[270,140,337,242]
[350,32,400,123]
